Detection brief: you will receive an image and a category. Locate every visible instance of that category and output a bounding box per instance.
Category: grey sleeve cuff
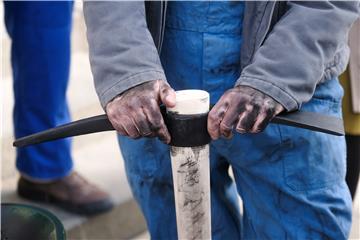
[235,75,299,112]
[98,70,167,109]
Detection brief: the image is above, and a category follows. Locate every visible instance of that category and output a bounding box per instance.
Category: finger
[122,116,141,139]
[236,104,260,133]
[110,118,128,136]
[251,98,284,132]
[207,103,228,140]
[251,107,272,133]
[159,81,176,108]
[275,104,284,115]
[132,109,152,137]
[106,107,128,136]
[144,100,171,143]
[220,103,247,139]
[252,107,275,132]
[252,101,284,133]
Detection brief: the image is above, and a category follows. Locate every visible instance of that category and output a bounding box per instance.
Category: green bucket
[1,203,66,240]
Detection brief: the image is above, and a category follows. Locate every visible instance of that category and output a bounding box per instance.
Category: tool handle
[13,111,344,147]
[14,115,114,147]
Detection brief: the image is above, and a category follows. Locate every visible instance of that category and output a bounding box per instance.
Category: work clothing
[120,80,350,240]
[84,1,360,111]
[4,2,73,180]
[161,2,245,104]
[116,2,352,239]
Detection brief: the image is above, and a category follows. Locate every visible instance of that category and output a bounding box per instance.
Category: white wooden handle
[168,90,211,240]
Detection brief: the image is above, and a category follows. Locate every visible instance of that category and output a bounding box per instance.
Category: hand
[208,85,284,140]
[106,80,176,143]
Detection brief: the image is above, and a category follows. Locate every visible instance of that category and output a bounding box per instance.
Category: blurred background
[0,2,359,240]
[1,2,149,239]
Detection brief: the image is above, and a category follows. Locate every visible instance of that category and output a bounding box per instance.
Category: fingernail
[236,128,246,134]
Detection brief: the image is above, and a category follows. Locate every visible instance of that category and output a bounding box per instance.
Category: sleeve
[236,1,360,111]
[83,1,166,108]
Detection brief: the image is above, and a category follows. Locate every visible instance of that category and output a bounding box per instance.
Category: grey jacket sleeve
[83,2,166,109]
[236,1,360,111]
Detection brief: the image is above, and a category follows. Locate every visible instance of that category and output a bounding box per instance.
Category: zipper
[158,1,167,53]
[243,1,277,68]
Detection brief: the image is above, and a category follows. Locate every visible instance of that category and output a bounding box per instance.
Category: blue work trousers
[118,2,352,239]
[119,82,351,240]
[4,2,73,180]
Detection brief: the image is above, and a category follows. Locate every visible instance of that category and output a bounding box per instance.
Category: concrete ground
[1,3,359,240]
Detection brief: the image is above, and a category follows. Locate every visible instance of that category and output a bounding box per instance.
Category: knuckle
[245,104,253,112]
[107,108,115,118]
[127,100,138,109]
[253,100,262,109]
[161,86,169,95]
[151,119,163,131]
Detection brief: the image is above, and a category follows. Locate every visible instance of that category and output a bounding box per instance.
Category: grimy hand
[106,80,176,143]
[208,85,284,140]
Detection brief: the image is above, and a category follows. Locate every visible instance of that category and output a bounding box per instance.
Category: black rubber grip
[13,110,344,148]
[163,111,211,147]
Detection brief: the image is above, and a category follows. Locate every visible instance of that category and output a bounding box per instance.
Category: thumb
[159,81,176,108]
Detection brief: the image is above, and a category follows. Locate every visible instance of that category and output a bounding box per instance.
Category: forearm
[237,1,360,111]
[83,1,166,108]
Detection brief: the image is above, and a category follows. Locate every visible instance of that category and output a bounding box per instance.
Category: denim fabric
[118,2,351,239]
[161,1,244,104]
[119,79,351,239]
[4,2,74,180]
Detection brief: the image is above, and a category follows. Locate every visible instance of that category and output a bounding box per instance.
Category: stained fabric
[118,2,351,239]
[4,2,74,180]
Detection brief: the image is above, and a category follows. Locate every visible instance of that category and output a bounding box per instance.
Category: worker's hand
[208,85,284,140]
[106,80,176,143]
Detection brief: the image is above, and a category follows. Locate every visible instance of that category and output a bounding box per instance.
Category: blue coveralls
[118,2,352,239]
[4,2,74,180]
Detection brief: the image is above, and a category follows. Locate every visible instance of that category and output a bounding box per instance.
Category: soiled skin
[106,80,284,142]
[208,85,284,139]
[106,80,176,144]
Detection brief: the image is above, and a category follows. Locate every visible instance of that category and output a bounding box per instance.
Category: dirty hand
[208,85,284,139]
[106,80,176,143]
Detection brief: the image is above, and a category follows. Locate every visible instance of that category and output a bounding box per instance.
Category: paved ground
[1,3,359,239]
